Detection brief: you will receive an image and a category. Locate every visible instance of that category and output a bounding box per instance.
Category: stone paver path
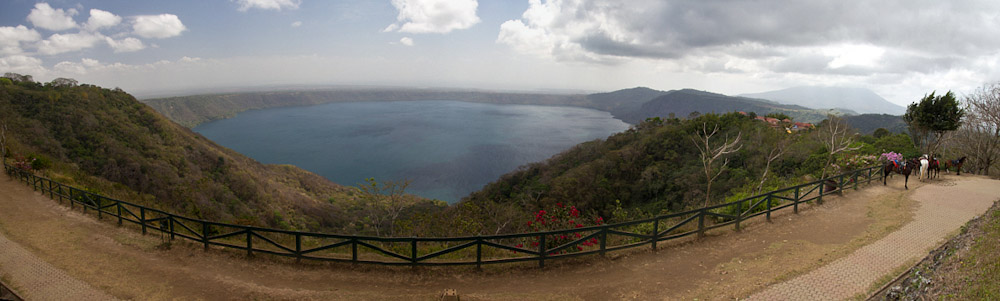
[0,231,118,300]
[748,177,1000,300]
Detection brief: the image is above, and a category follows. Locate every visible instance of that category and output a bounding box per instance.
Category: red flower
[574,232,581,238]
[532,242,539,247]
[557,202,563,207]
[577,246,583,251]
[516,243,523,248]
[527,221,533,226]
[575,224,583,228]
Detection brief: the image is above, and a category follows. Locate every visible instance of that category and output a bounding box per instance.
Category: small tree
[873,128,890,139]
[904,91,965,157]
[691,122,742,207]
[754,128,790,195]
[50,77,78,87]
[356,177,415,236]
[817,115,861,179]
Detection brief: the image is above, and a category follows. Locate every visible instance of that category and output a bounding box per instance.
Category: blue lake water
[193,101,630,203]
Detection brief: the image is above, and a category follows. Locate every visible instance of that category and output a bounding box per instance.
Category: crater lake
[193,100,631,203]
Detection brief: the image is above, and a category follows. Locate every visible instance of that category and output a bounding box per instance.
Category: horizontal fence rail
[3,162,881,268]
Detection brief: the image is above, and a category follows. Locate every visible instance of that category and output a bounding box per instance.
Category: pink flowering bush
[880,152,903,163]
[513,202,603,255]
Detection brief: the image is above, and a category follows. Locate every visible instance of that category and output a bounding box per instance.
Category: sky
[2,0,999,106]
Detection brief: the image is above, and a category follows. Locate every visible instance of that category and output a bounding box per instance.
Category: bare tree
[955,83,1000,176]
[357,178,415,236]
[755,129,790,195]
[818,115,861,179]
[691,123,742,207]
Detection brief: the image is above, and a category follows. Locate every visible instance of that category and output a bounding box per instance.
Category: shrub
[513,203,603,255]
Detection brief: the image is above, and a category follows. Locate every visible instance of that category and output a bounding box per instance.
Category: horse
[919,156,929,180]
[928,157,940,179]
[944,156,967,175]
[883,158,919,189]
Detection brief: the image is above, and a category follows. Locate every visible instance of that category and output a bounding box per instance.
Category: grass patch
[951,207,1000,299]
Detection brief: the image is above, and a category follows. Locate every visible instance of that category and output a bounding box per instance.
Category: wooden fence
[3,162,881,268]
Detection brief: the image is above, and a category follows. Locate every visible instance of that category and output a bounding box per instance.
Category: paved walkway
[748,177,1000,300]
[0,230,117,300]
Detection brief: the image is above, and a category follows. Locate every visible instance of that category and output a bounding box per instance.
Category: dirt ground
[0,174,945,300]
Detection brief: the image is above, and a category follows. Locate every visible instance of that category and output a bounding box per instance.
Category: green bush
[28,154,51,170]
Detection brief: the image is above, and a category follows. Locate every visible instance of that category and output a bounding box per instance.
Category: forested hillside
[144,89,587,127]
[0,78,370,231]
[844,114,907,135]
[619,89,846,124]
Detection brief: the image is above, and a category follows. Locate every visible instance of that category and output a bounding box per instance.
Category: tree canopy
[904,91,964,155]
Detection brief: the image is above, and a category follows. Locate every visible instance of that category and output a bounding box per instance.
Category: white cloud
[37,32,104,55]
[291,21,302,27]
[384,0,480,34]
[105,37,145,53]
[54,60,87,74]
[495,0,1000,105]
[133,14,186,39]
[81,58,101,67]
[27,3,79,31]
[0,25,42,55]
[233,0,301,12]
[399,37,414,46]
[0,55,46,75]
[84,9,122,32]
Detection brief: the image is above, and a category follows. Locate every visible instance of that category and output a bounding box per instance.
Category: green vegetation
[950,207,1000,298]
[905,91,965,156]
[844,114,908,135]
[2,73,931,239]
[457,112,882,231]
[0,75,372,232]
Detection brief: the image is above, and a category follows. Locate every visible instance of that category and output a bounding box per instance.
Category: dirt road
[0,174,995,300]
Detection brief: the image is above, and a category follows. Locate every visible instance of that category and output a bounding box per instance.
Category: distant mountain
[740,86,905,115]
[580,87,670,118]
[619,89,843,124]
[843,114,908,135]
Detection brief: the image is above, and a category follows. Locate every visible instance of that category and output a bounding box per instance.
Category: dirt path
[0,174,994,300]
[748,176,1000,300]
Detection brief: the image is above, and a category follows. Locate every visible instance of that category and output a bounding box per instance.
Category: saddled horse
[883,158,919,189]
[927,157,940,179]
[944,156,967,175]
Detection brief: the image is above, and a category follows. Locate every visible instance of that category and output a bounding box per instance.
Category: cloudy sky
[2,0,999,105]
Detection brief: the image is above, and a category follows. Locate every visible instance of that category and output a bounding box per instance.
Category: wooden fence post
[140,207,146,235]
[538,234,546,268]
[351,238,358,263]
[697,209,706,238]
[169,216,175,240]
[651,217,659,251]
[794,186,800,214]
[203,221,210,251]
[475,236,482,270]
[734,201,743,231]
[599,228,608,256]
[765,194,772,222]
[246,229,253,257]
[294,233,302,261]
[818,181,825,205]
[411,238,418,267]
[116,202,123,226]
